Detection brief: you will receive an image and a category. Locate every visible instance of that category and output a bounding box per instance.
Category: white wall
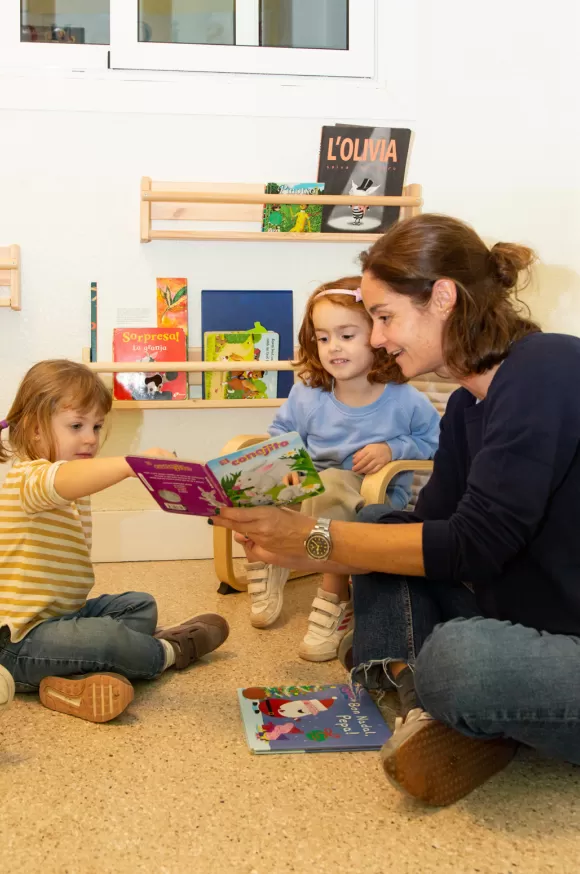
[0,0,578,561]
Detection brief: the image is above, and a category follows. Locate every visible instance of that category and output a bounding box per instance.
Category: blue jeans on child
[352,503,580,765]
[0,591,166,690]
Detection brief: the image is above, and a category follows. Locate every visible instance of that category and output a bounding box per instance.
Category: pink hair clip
[0,420,8,430]
[315,287,363,303]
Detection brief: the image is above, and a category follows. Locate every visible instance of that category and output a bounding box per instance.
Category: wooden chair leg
[213,525,249,592]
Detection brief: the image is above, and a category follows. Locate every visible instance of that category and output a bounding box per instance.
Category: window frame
[0,2,109,70]
[0,1,378,82]
[110,0,376,79]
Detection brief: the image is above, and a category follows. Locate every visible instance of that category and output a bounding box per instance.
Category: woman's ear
[431,279,457,317]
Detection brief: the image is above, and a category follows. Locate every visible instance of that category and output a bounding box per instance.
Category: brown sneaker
[39,673,134,723]
[155,613,229,670]
[380,666,517,806]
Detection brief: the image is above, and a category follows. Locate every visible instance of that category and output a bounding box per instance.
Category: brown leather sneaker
[39,673,134,723]
[380,666,517,806]
[155,613,229,670]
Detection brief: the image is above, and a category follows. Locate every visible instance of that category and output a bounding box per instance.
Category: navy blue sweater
[387,332,580,635]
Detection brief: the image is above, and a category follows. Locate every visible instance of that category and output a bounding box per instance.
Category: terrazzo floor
[1,560,579,873]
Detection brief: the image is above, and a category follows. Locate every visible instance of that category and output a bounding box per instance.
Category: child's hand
[127,447,177,476]
[352,443,392,475]
[282,471,301,486]
[143,447,177,459]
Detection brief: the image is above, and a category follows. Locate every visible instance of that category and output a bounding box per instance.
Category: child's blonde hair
[0,360,112,464]
[295,275,406,391]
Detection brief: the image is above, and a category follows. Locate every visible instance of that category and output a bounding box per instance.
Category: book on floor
[317,125,412,234]
[262,182,325,233]
[127,431,325,517]
[203,322,279,400]
[113,327,187,401]
[237,683,391,754]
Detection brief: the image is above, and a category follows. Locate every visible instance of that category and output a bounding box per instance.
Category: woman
[213,213,580,806]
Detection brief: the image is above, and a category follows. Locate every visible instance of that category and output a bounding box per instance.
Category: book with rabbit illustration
[126,431,325,517]
[238,684,391,754]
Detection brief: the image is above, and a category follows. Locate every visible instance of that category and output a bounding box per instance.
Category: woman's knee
[414,617,492,718]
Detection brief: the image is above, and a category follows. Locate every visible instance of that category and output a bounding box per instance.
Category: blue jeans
[0,592,166,690]
[352,504,580,765]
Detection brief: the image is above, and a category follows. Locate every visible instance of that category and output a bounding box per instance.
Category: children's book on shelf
[237,683,391,754]
[262,182,325,233]
[127,431,325,517]
[156,278,188,340]
[203,322,279,400]
[201,289,294,398]
[113,327,187,401]
[90,281,97,363]
[317,125,412,234]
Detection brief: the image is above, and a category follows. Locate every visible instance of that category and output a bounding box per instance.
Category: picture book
[113,327,187,401]
[156,278,188,340]
[126,431,325,517]
[90,281,97,363]
[203,322,279,400]
[238,683,391,754]
[201,290,293,398]
[317,125,412,233]
[262,182,325,233]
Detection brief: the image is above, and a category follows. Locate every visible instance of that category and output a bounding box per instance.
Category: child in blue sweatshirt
[246,276,440,661]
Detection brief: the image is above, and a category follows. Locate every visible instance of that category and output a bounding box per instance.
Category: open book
[126,431,325,517]
[238,684,391,754]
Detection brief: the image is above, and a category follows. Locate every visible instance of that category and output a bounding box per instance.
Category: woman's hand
[212,505,314,557]
[352,442,392,475]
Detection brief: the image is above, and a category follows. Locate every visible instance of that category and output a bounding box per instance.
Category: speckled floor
[1,560,579,873]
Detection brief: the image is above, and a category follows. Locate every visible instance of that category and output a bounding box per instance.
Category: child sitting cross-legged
[0,360,229,722]
[246,276,440,661]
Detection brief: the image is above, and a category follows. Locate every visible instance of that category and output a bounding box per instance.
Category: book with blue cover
[238,683,391,754]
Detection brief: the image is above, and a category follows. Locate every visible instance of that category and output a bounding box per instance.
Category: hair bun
[489,242,535,290]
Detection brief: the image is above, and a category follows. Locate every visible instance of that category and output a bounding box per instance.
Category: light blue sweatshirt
[268,382,440,510]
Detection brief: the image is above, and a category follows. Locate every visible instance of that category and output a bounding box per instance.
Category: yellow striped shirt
[0,458,94,642]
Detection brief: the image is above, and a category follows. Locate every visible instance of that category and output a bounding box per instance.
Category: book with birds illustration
[237,683,391,754]
[156,278,188,339]
[127,431,325,517]
[262,182,325,233]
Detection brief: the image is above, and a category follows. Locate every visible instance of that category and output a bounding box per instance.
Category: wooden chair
[213,373,458,592]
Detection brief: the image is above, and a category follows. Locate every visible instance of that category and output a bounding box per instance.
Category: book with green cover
[204,322,279,400]
[262,182,325,233]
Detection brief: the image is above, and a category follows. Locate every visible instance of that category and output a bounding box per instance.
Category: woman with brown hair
[214,213,580,805]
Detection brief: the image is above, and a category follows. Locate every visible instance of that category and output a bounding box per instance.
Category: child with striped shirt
[0,360,229,723]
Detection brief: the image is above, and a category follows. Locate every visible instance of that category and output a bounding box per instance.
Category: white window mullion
[235,0,260,47]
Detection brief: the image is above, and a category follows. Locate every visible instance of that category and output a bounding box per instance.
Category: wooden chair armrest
[213,433,270,591]
[360,460,434,506]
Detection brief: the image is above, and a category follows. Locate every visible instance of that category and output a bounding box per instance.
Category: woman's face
[361,271,450,379]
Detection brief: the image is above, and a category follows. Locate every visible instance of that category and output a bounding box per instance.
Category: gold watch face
[306,533,331,559]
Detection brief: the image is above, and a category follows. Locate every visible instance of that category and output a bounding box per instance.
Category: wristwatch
[304,517,333,561]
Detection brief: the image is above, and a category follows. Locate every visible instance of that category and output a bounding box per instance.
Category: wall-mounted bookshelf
[82,346,298,410]
[140,178,423,244]
[0,245,21,310]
